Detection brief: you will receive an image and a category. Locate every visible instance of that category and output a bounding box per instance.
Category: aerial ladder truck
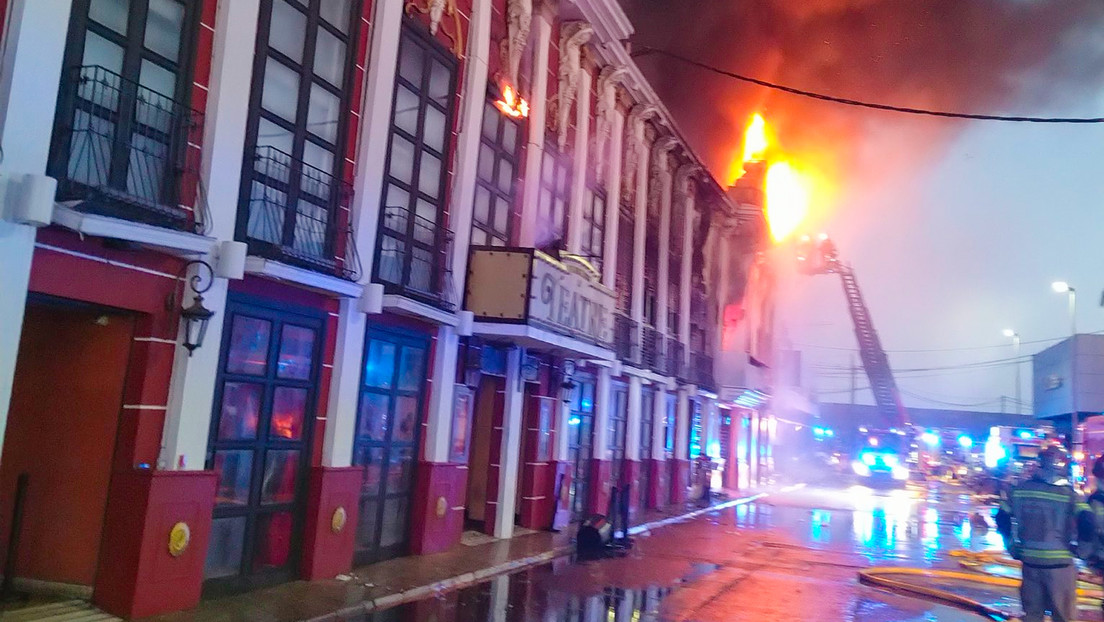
[796,235,913,483]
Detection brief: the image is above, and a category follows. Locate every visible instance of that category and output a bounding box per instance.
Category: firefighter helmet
[1092,453,1104,480]
[1038,444,1071,478]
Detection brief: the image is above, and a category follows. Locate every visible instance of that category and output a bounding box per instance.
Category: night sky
[620,0,1104,413]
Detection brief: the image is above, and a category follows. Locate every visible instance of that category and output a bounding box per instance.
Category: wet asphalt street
[369,481,1071,621]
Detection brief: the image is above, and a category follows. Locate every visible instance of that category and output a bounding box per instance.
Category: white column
[566,71,591,255]
[0,0,73,461]
[675,388,690,461]
[424,0,491,463]
[654,155,673,337]
[600,112,624,289]
[630,135,649,326]
[350,0,404,279]
[651,387,667,460]
[322,298,365,467]
[625,376,642,461]
[679,193,696,353]
[592,367,612,460]
[493,347,525,538]
[160,0,261,470]
[518,14,551,248]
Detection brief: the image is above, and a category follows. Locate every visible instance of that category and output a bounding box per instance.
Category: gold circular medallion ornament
[168,522,190,557]
[435,496,447,518]
[331,506,347,534]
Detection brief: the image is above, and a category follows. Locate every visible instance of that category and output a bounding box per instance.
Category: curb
[304,485,800,621]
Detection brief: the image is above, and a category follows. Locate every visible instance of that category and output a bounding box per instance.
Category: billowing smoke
[621,0,1104,195]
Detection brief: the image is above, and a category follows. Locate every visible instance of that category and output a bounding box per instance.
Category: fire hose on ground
[857,550,1104,621]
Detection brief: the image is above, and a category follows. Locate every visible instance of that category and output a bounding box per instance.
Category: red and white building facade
[0,0,773,616]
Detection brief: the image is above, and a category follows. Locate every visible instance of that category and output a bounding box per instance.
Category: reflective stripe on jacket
[1009,476,1087,567]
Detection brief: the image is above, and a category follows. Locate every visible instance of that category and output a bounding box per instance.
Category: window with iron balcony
[375,21,458,309]
[238,0,363,280]
[49,0,207,234]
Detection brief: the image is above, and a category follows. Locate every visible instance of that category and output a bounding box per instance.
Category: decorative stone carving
[592,65,628,184]
[501,0,533,86]
[622,105,659,203]
[555,22,594,150]
[406,0,464,57]
[674,164,701,209]
[648,136,678,217]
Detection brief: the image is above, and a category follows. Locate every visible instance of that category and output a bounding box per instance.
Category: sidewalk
[141,488,782,622]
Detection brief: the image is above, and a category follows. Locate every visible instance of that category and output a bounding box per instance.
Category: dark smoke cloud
[620,0,1104,188]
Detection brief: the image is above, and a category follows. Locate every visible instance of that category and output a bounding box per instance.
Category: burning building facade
[0,0,774,615]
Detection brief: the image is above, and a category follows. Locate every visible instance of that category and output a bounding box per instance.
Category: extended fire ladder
[798,237,909,428]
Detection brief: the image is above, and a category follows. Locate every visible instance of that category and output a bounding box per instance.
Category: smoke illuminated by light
[765,161,811,241]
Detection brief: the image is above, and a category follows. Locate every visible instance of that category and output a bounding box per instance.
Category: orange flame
[494,84,529,119]
[764,161,811,242]
[742,114,769,163]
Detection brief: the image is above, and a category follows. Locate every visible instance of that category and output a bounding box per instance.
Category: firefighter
[996,444,1093,622]
[1087,455,1104,616]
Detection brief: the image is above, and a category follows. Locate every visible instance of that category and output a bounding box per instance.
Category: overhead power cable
[631,47,1104,124]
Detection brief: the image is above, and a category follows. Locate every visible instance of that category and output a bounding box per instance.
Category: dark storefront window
[49,0,203,232]
[352,328,429,565]
[688,399,702,459]
[205,298,323,592]
[639,388,655,509]
[609,383,628,490]
[375,22,457,305]
[567,375,596,518]
[663,393,676,458]
[472,98,521,246]
[238,0,361,278]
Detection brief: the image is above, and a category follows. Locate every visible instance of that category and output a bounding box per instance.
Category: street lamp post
[1003,329,1021,415]
[1052,281,1079,456]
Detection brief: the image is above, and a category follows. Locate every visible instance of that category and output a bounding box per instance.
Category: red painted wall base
[587,459,611,516]
[669,459,690,505]
[301,466,361,580]
[643,458,667,508]
[93,469,216,619]
[409,461,467,555]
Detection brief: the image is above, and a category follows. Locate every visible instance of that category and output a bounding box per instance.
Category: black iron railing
[642,326,664,373]
[376,205,455,311]
[692,352,715,391]
[50,65,208,233]
[613,313,638,363]
[243,145,361,280]
[666,339,686,379]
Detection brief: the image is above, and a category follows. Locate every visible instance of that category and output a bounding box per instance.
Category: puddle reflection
[366,564,673,622]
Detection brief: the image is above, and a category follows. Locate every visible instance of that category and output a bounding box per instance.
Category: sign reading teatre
[528,254,614,347]
[464,248,615,348]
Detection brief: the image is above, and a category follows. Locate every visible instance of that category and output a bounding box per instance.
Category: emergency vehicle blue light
[1018,430,1033,440]
[958,435,973,449]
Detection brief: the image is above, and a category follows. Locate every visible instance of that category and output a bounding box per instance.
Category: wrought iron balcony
[666,338,686,379]
[243,146,361,280]
[49,65,208,233]
[613,313,639,363]
[691,352,716,391]
[376,205,455,311]
[641,326,665,373]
